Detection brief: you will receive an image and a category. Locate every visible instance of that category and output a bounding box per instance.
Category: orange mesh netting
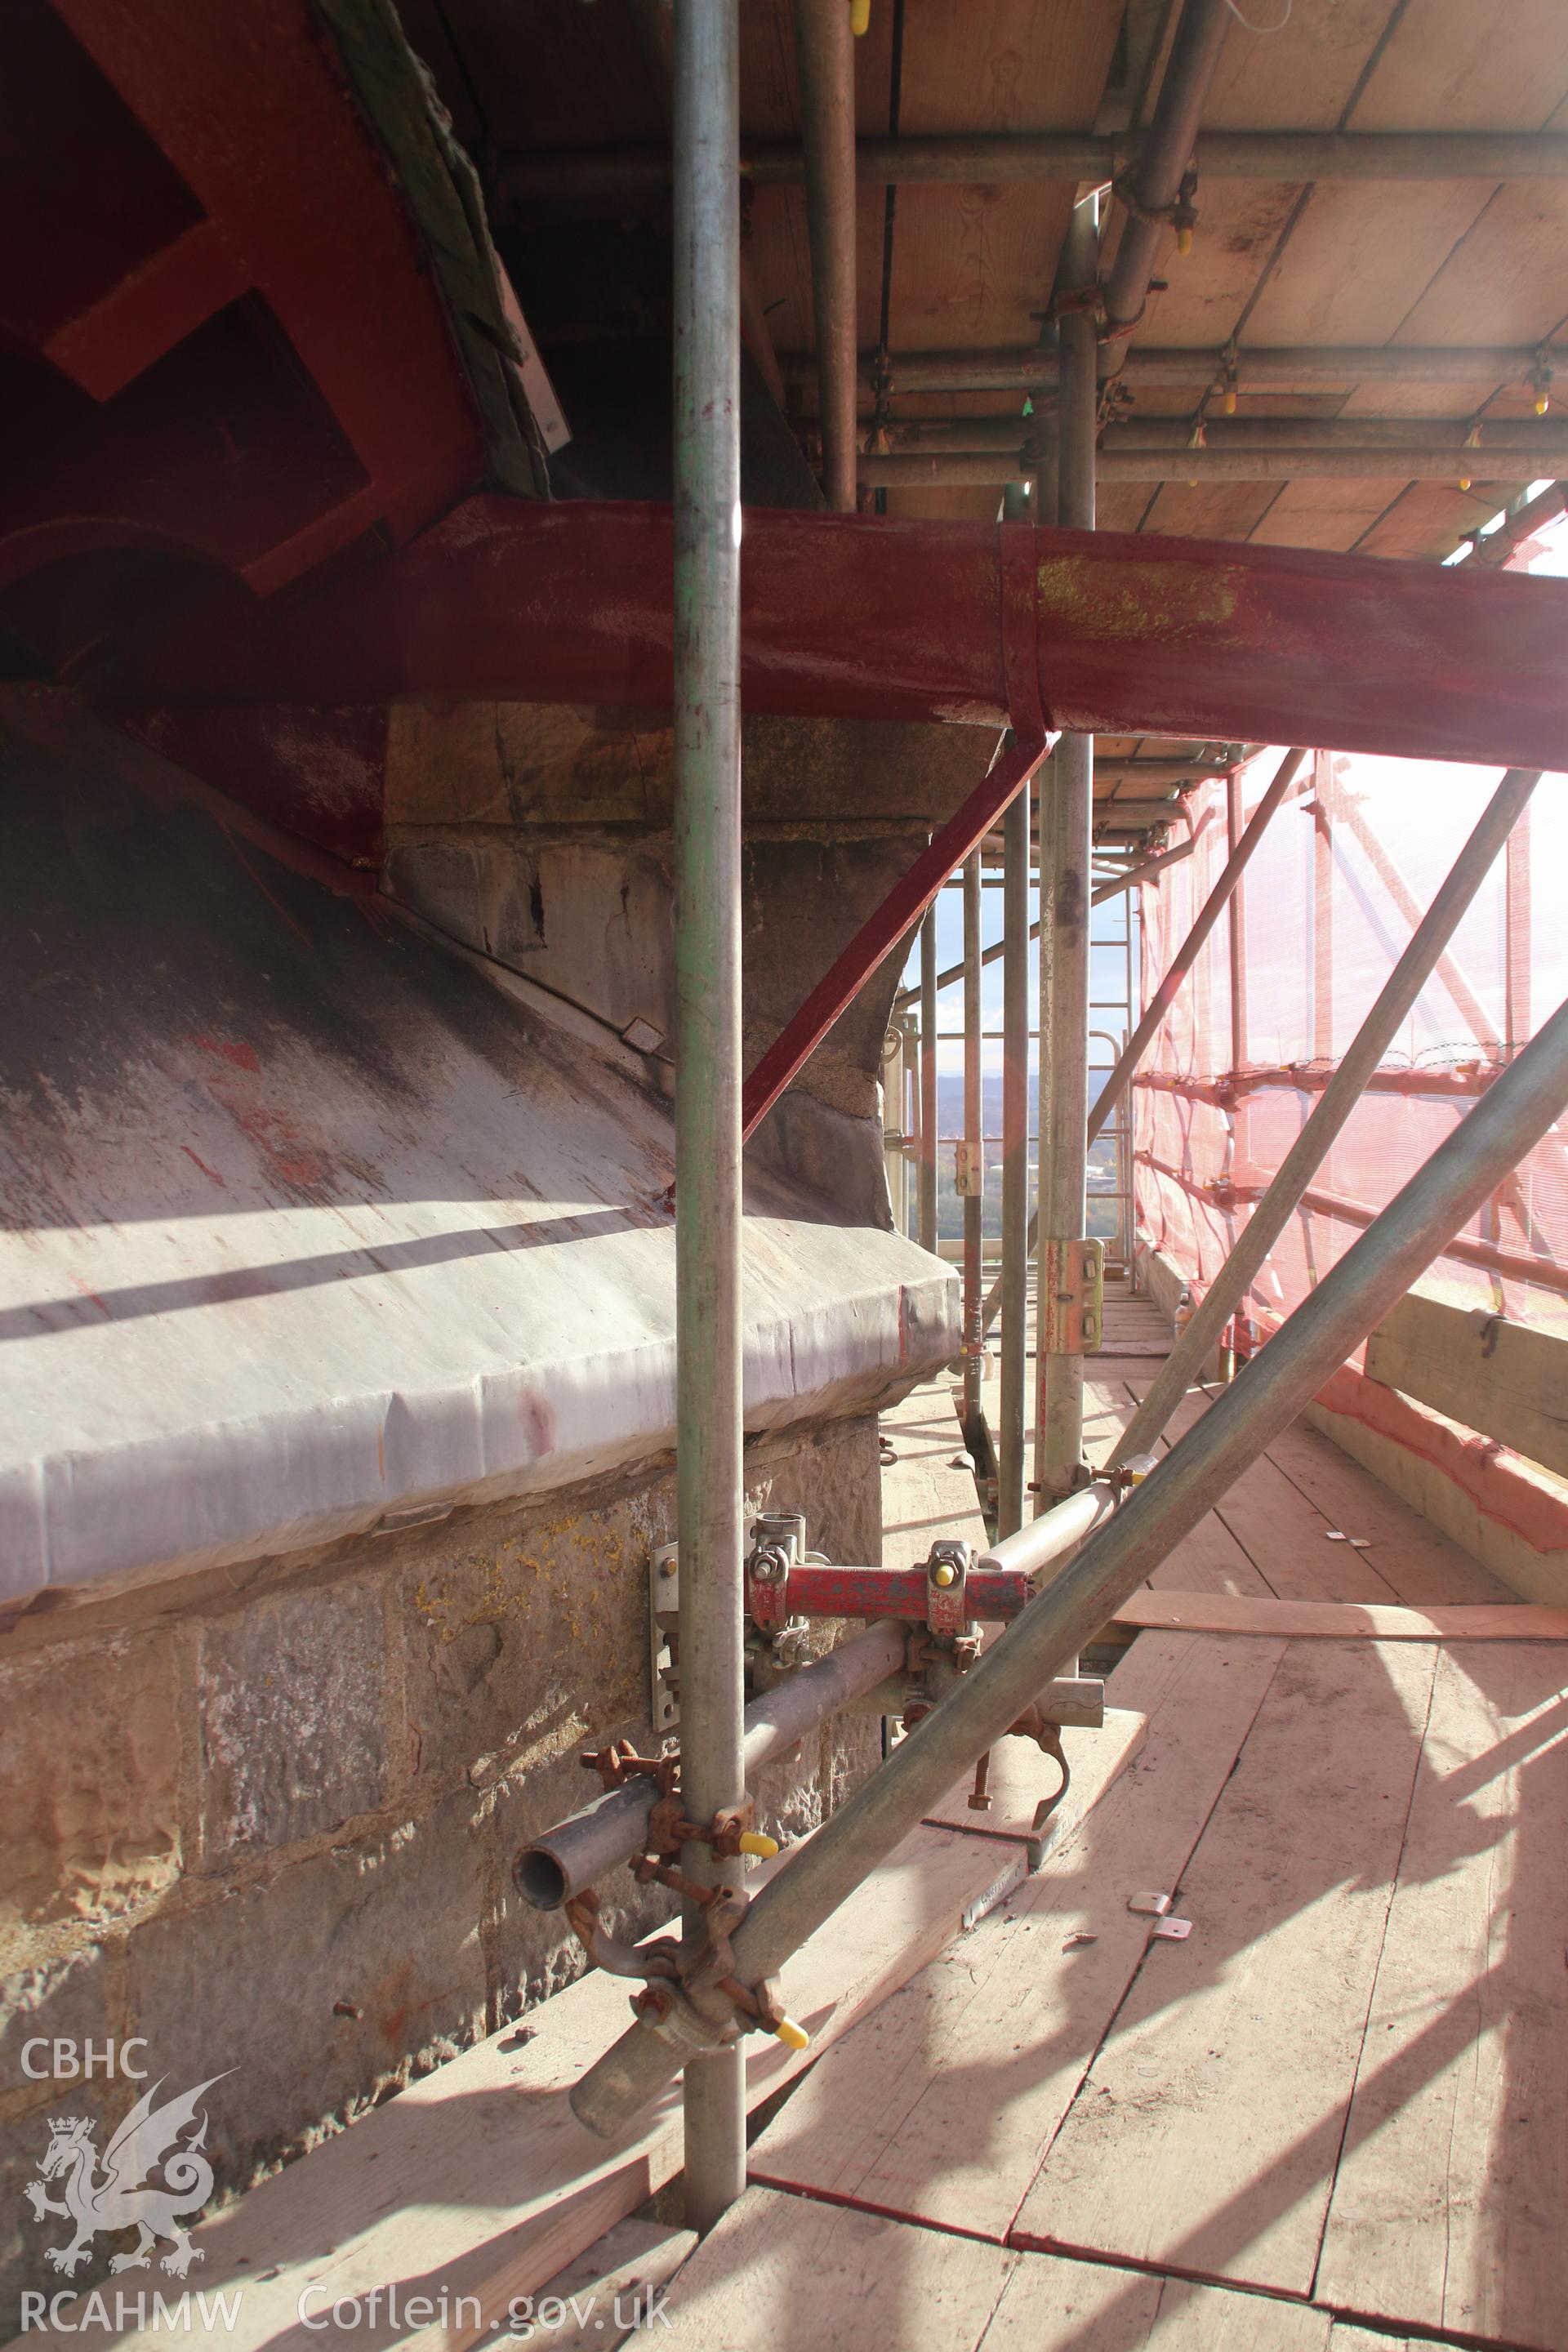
[1134,736,1568,1356]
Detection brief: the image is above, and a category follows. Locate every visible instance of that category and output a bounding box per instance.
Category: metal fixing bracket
[649,1542,679,1733]
[925,1539,974,1642]
[1030,1673,1106,1731]
[1041,1236,1104,1354]
[745,1512,806,1637]
[953,1138,982,1198]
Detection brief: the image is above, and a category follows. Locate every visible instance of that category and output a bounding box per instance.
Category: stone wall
[0,1414,881,2328]
[381,702,995,1225]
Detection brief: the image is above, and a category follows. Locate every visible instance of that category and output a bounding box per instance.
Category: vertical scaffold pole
[999,762,1031,1536]
[672,0,745,2234]
[1087,745,1307,1148]
[1035,190,1098,1511]
[962,851,985,1440]
[919,906,938,1252]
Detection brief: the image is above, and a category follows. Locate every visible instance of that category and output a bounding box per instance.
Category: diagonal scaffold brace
[739,729,1054,1142]
[568,987,1568,2137]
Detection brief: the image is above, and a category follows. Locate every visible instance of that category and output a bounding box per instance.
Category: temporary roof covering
[0,697,956,1605]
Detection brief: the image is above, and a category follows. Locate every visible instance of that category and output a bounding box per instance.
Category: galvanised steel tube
[1111,765,1543,1468]
[671,0,746,2231]
[1099,445,1568,481]
[1102,0,1232,352]
[999,772,1031,1536]
[1468,481,1566,568]
[1036,194,1098,1511]
[1087,748,1307,1149]
[514,1622,909,1911]
[1112,420,1568,451]
[977,1477,1119,1578]
[571,987,1568,2138]
[858,448,1568,484]
[499,137,1568,216]
[1091,837,1196,905]
[793,0,858,512]
[962,852,984,1437]
[898,915,1042,1011]
[875,418,1568,455]
[918,909,938,1252]
[826,346,1568,396]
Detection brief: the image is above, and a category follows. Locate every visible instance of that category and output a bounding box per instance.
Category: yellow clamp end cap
[849,0,871,30]
[738,1831,780,1860]
[1176,226,1193,256]
[1223,388,1236,415]
[1536,393,1551,416]
[933,1561,957,1588]
[773,2016,811,2051]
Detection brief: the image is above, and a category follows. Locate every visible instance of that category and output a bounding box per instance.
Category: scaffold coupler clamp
[564,1888,684,1985]
[1108,1450,1160,1498]
[630,1977,739,2058]
[580,1739,680,1797]
[644,1882,813,2057]
[746,1511,807,1637]
[639,1793,780,1869]
[745,1538,791,1630]
[924,1538,973,1642]
[1041,1236,1104,1354]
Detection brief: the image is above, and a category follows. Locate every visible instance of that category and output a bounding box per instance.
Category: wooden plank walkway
[31,1298,1561,2350]
[19,1377,1147,2352]
[1112,1590,1568,1641]
[720,1283,1568,2352]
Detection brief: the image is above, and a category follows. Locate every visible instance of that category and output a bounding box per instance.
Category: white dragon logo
[24,2076,229,2278]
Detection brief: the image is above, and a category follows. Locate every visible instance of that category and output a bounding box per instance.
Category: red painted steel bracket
[741,517,1055,1140]
[924,1539,974,1642]
[739,728,1054,1138]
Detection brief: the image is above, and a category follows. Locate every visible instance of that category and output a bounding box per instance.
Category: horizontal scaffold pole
[858,448,1568,485]
[495,133,1568,216]
[866,419,1568,456]
[786,347,1568,396]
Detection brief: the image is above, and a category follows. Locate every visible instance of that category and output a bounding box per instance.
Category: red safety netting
[1134,708,1568,1359]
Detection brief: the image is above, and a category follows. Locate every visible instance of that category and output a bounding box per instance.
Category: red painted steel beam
[773,1564,1033,1622]
[112,497,1568,775]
